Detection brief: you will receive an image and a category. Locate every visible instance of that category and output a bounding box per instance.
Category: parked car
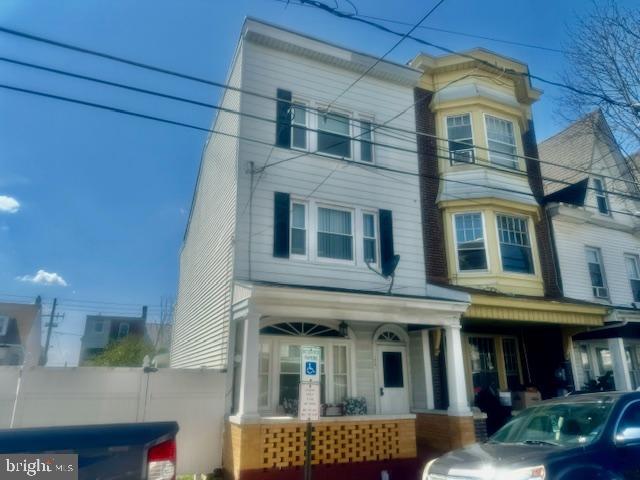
[423,392,640,480]
[0,421,178,480]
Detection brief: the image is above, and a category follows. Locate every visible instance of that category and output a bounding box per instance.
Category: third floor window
[485,115,518,170]
[446,114,474,164]
[592,178,610,215]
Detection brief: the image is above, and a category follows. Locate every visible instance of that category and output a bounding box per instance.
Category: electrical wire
[0,26,637,189]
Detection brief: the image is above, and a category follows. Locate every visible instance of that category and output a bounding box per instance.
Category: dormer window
[447,114,474,163]
[485,115,518,169]
[593,178,610,215]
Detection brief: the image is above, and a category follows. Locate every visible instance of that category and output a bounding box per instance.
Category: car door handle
[380,387,384,396]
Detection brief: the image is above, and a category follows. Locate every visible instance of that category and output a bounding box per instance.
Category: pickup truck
[423,391,640,480]
[0,421,179,480]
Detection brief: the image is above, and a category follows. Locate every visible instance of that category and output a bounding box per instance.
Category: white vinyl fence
[0,367,226,475]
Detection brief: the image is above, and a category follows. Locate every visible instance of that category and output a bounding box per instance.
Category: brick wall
[522,120,563,298]
[415,413,475,456]
[414,87,449,284]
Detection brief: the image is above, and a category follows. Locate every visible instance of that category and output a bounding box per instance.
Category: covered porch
[224,282,471,480]
[571,310,640,392]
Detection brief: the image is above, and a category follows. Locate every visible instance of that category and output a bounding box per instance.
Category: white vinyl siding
[234,38,426,295]
[171,42,243,368]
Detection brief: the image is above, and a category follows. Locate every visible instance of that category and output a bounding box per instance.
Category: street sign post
[300,346,321,480]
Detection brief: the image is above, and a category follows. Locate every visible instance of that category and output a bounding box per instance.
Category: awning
[574,322,640,341]
[465,293,608,326]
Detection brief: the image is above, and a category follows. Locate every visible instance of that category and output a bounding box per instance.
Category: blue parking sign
[305,361,317,376]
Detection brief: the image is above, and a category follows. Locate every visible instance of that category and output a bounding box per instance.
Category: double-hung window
[625,254,640,302]
[360,120,374,162]
[586,247,608,299]
[485,115,518,169]
[317,112,351,158]
[454,213,487,271]
[447,114,474,163]
[94,319,104,334]
[497,215,534,274]
[317,207,353,261]
[290,202,307,256]
[362,212,378,264]
[291,102,308,150]
[593,178,610,215]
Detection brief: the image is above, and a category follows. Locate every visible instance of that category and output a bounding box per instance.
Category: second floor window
[317,112,351,158]
[497,215,533,274]
[454,213,487,271]
[317,207,353,261]
[485,115,518,169]
[447,114,474,163]
[625,254,640,302]
[586,247,608,299]
[363,212,378,264]
[360,120,374,163]
[593,178,610,215]
[94,319,104,333]
[290,202,307,256]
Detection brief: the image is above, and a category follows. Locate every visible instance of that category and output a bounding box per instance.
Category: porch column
[608,337,633,391]
[421,329,435,410]
[236,311,260,419]
[444,323,471,416]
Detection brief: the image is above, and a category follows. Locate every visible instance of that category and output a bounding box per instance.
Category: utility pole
[41,298,58,366]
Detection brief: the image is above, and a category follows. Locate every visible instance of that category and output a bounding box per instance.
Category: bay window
[497,214,534,274]
[447,113,474,163]
[317,207,353,261]
[485,115,518,169]
[454,212,487,271]
[317,112,351,158]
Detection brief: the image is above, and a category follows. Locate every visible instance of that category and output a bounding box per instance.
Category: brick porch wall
[415,412,475,458]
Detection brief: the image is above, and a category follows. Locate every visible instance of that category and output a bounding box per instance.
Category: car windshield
[490,401,615,447]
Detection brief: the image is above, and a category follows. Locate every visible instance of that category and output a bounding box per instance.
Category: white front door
[378,345,410,414]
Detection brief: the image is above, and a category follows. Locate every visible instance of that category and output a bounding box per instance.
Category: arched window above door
[374,324,408,344]
[260,321,343,337]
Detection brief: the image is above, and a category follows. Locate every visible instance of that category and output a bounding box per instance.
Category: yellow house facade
[409,49,609,437]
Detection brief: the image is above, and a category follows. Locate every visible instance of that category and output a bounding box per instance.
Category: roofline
[243,16,421,75]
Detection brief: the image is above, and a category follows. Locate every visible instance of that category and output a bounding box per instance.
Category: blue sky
[0,0,634,365]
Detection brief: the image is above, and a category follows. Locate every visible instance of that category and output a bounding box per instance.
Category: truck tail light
[147,438,176,480]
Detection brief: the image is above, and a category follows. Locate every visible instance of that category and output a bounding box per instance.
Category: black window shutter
[276,89,292,148]
[379,209,395,276]
[273,192,291,258]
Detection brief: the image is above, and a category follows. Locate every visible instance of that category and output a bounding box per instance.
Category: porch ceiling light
[339,321,349,338]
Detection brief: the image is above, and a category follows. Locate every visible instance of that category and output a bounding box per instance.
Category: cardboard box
[511,390,541,410]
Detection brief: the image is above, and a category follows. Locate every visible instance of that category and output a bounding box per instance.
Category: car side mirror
[615,427,640,445]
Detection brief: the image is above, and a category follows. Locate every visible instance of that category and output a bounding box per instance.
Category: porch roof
[232,281,469,326]
[574,321,640,341]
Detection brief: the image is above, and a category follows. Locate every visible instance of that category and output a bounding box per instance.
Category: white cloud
[0,195,20,213]
[17,269,68,287]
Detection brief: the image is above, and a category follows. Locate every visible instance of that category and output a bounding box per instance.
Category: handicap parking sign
[305,361,317,376]
[301,346,321,383]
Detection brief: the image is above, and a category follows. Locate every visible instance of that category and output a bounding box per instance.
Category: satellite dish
[382,254,400,278]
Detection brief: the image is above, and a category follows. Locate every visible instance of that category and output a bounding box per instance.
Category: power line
[1,42,638,191]
[3,82,639,216]
[293,0,631,109]
[272,0,565,54]
[325,0,447,110]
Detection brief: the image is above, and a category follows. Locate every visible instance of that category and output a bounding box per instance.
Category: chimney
[142,305,148,321]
